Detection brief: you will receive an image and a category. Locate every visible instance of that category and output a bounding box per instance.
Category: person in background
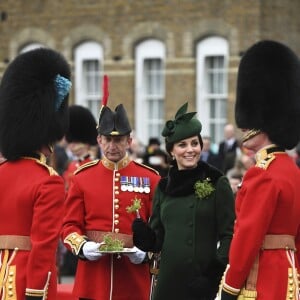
[50,137,70,176]
[142,137,170,177]
[226,153,255,180]
[219,40,300,300]
[146,148,170,177]
[132,102,235,300]
[227,172,243,197]
[218,124,239,174]
[61,77,161,300]
[63,105,98,190]
[57,105,98,279]
[143,138,161,161]
[200,136,221,170]
[0,48,71,300]
[128,131,145,163]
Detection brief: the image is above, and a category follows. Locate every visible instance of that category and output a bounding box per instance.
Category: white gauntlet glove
[124,246,146,264]
[82,241,104,261]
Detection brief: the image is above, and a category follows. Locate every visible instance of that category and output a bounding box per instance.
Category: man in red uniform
[63,105,99,190]
[219,40,300,300]
[0,48,71,299]
[61,90,160,299]
[58,105,99,278]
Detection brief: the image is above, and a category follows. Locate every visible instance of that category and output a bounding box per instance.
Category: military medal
[120,176,128,191]
[143,177,150,193]
[138,177,144,193]
[133,176,139,192]
[127,177,134,192]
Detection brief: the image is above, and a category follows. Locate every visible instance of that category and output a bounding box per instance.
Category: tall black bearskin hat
[97,75,132,136]
[66,105,98,145]
[0,48,71,160]
[235,40,300,149]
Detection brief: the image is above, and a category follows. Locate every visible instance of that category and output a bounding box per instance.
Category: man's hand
[82,241,104,261]
[124,246,146,264]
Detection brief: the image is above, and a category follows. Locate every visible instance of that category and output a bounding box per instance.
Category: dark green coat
[150,161,235,300]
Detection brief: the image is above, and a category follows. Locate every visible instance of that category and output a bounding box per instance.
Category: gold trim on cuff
[25,272,51,300]
[64,232,87,255]
[223,283,240,296]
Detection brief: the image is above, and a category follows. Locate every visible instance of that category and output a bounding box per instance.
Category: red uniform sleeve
[61,175,87,254]
[26,175,65,292]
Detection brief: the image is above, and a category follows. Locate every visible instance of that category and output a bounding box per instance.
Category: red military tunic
[221,146,300,299]
[61,154,160,300]
[0,156,65,299]
[63,154,93,190]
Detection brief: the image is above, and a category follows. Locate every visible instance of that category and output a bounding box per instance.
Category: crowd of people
[1,40,300,300]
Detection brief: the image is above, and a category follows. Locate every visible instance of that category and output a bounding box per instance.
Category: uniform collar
[255,144,285,162]
[78,154,90,162]
[22,152,47,163]
[101,153,131,170]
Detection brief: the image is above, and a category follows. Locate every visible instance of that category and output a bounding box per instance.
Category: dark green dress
[150,161,235,300]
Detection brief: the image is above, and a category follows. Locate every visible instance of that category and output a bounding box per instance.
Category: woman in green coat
[132,103,235,300]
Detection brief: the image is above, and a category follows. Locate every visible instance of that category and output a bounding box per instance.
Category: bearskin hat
[235,40,300,149]
[66,105,97,145]
[0,48,71,160]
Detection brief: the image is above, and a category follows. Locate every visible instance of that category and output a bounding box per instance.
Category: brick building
[0,0,299,146]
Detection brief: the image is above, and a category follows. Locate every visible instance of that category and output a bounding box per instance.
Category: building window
[135,39,165,146]
[19,43,45,53]
[143,58,164,139]
[197,37,228,146]
[82,59,100,116]
[74,42,103,120]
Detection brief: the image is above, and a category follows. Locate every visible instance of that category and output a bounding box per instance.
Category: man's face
[68,142,90,158]
[98,135,132,162]
[202,138,211,151]
[242,130,270,152]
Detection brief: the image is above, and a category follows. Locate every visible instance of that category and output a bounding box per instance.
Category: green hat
[161,102,202,143]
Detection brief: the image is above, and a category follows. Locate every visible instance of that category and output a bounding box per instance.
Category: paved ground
[60,276,75,284]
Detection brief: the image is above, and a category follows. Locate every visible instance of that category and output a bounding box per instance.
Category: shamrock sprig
[99,234,124,251]
[126,196,142,218]
[194,178,215,199]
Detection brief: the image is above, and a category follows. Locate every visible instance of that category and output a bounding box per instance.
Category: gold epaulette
[74,159,100,175]
[133,161,160,175]
[36,160,58,176]
[255,153,276,170]
[255,144,285,170]
[22,155,58,176]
